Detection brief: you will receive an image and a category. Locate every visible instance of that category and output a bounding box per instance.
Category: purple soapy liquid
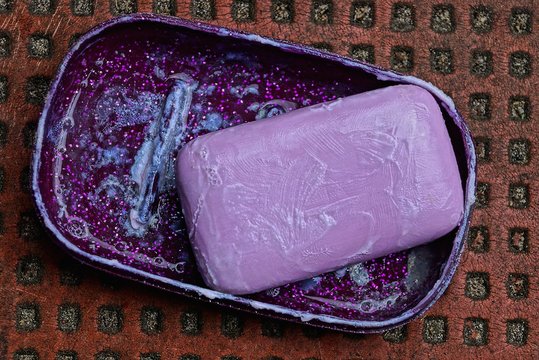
[37,22,451,321]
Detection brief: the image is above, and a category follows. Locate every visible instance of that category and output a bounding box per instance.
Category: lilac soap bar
[176,84,464,295]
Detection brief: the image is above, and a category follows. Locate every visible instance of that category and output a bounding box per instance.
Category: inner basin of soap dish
[32,14,476,333]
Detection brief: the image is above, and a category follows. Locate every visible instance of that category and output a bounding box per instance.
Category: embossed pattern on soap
[37,22,449,320]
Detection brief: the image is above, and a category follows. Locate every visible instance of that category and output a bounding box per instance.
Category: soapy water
[95,87,163,132]
[39,30,433,319]
[50,75,412,317]
[305,293,400,314]
[49,64,307,271]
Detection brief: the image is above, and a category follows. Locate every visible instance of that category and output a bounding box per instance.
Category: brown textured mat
[0,0,537,359]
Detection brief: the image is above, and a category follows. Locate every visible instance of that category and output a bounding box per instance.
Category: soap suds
[349,263,370,286]
[130,73,198,231]
[255,99,297,120]
[200,112,223,131]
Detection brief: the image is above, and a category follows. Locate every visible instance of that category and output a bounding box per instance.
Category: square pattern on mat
[0,0,536,359]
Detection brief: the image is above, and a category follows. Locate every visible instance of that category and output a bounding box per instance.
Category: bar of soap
[176,84,464,295]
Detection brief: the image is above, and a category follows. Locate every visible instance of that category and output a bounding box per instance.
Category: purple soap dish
[32,14,476,333]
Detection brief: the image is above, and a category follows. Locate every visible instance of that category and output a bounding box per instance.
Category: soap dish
[32,14,476,333]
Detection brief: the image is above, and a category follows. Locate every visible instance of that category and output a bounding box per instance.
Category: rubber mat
[0,0,536,359]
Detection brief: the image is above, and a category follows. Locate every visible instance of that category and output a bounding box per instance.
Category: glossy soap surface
[33,15,475,332]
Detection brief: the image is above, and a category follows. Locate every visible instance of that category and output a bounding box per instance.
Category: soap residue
[129,73,198,231]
